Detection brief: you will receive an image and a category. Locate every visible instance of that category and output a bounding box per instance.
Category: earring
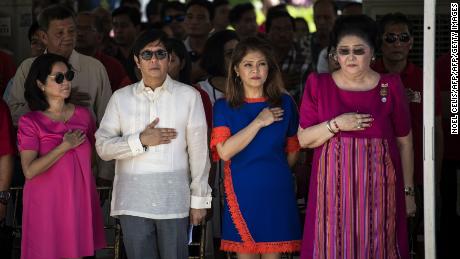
[371,56,376,62]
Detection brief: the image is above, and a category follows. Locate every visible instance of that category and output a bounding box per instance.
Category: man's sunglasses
[384,33,411,44]
[139,49,169,61]
[48,70,75,84]
[163,15,185,24]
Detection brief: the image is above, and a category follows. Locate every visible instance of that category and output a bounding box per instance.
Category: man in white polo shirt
[95,30,211,259]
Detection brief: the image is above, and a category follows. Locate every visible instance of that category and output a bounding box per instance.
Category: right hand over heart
[140,118,178,147]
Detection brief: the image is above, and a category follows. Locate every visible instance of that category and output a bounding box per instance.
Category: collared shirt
[93,50,127,92]
[95,76,212,219]
[7,50,112,125]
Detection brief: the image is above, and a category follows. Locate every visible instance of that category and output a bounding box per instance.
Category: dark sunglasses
[139,49,169,61]
[384,33,411,44]
[48,70,75,84]
[163,15,185,24]
[336,48,367,56]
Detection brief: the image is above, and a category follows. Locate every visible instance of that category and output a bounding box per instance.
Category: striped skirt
[313,137,399,259]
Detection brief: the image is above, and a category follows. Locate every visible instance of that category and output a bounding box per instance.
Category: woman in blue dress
[210,37,301,259]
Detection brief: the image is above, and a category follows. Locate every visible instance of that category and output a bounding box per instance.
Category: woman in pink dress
[17,53,106,259]
[298,15,416,259]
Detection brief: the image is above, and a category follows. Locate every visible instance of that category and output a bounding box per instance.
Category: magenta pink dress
[17,105,106,259]
[299,73,411,259]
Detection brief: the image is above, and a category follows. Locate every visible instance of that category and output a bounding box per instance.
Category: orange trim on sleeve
[210,126,231,161]
[285,135,300,153]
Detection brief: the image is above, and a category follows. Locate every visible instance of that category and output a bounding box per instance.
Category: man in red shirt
[0,99,15,222]
[76,11,127,92]
[372,12,444,255]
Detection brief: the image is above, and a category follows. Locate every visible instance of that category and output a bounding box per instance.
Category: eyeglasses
[139,49,168,61]
[163,15,185,24]
[48,70,75,84]
[336,48,367,56]
[384,32,411,44]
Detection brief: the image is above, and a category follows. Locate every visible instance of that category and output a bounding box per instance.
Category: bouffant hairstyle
[329,15,380,51]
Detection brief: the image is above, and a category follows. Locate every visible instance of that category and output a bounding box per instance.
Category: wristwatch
[0,191,11,205]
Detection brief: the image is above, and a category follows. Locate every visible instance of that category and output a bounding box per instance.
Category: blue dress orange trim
[210,94,301,254]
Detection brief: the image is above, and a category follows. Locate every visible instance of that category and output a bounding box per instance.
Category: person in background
[212,0,230,33]
[0,50,16,97]
[310,0,337,70]
[8,4,112,126]
[146,0,167,24]
[372,14,444,255]
[28,21,46,57]
[197,29,239,104]
[0,100,14,223]
[298,15,414,259]
[166,37,212,127]
[18,53,106,259]
[229,3,258,41]
[161,1,187,40]
[211,37,301,258]
[76,11,127,93]
[183,0,214,82]
[95,30,211,259]
[341,2,363,16]
[111,6,141,74]
[266,10,311,103]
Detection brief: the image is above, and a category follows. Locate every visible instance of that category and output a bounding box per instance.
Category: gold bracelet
[326,120,335,134]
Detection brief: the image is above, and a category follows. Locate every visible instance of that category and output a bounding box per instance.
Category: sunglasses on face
[336,48,367,56]
[48,70,75,84]
[163,15,185,24]
[139,49,169,61]
[384,33,411,44]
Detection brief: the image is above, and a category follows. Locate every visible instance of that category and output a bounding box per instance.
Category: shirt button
[152,203,156,207]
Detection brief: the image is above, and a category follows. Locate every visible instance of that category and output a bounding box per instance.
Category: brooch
[380,83,388,103]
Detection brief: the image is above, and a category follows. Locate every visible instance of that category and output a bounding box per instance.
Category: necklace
[44,105,72,122]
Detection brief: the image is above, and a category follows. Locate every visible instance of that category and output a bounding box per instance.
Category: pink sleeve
[17,115,39,152]
[390,75,412,137]
[299,73,320,129]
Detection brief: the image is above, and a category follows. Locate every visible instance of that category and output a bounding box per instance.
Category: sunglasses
[384,33,411,44]
[336,48,367,56]
[139,49,169,61]
[48,70,75,84]
[163,15,185,24]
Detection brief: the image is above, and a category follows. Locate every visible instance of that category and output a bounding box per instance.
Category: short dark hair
[112,6,141,26]
[146,0,167,19]
[266,11,294,33]
[160,1,186,20]
[330,15,379,51]
[212,0,229,9]
[226,37,283,108]
[77,11,104,34]
[165,38,192,84]
[37,4,75,31]
[132,29,170,58]
[28,21,41,42]
[229,3,255,24]
[200,30,239,77]
[24,53,72,111]
[313,0,338,14]
[186,0,214,21]
[378,12,414,35]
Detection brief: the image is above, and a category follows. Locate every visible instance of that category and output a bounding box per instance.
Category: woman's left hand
[405,195,416,217]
